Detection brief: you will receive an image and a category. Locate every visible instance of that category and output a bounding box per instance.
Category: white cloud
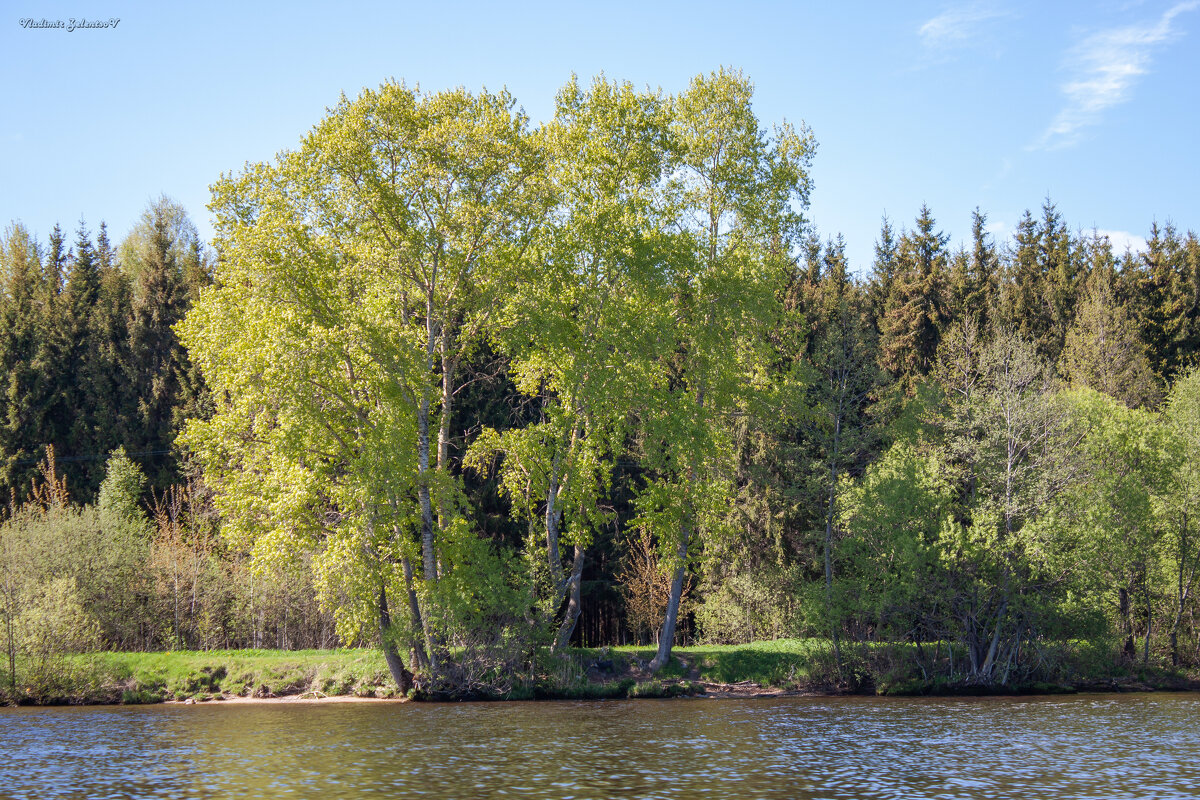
[1095,228,1148,253]
[1036,1,1198,149]
[919,2,1009,49]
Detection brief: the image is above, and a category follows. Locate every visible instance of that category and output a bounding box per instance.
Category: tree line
[0,201,334,694]
[3,71,1200,697]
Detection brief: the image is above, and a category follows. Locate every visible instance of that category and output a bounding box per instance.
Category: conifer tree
[0,224,50,497]
[1185,232,1200,363]
[128,212,195,490]
[878,205,948,391]
[43,224,67,297]
[969,208,999,331]
[946,248,973,331]
[867,216,897,337]
[1040,200,1079,363]
[1134,222,1190,383]
[1060,266,1160,408]
[79,221,139,497]
[1009,209,1047,347]
[56,222,105,492]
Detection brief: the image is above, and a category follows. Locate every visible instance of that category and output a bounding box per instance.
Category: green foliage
[9,73,1200,694]
[98,447,147,522]
[1061,269,1160,408]
[878,205,949,391]
[695,565,801,644]
[834,441,957,638]
[15,575,102,698]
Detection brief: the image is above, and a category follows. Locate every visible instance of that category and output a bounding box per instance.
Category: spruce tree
[1061,266,1160,408]
[0,224,50,498]
[1185,231,1200,366]
[44,223,67,297]
[946,248,973,332]
[1009,209,1047,347]
[878,205,948,392]
[969,208,999,331]
[128,212,196,490]
[1135,222,1190,383]
[1040,200,1079,363]
[867,215,898,337]
[87,224,137,477]
[55,222,106,492]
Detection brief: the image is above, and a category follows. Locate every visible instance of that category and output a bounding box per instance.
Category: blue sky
[3,1,1198,272]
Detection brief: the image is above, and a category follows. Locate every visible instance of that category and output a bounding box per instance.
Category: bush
[17,576,102,699]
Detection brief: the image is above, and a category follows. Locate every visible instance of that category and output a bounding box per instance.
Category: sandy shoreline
[159,682,816,705]
[165,693,410,705]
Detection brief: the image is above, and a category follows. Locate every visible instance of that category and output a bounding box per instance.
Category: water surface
[2,693,1198,798]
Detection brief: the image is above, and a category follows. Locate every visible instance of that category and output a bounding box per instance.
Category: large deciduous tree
[183,81,548,692]
[639,68,814,672]
[469,76,674,651]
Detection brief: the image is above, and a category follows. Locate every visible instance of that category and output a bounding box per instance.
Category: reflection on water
[2,694,1199,799]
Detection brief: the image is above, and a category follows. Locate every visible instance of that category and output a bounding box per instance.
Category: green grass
[76,648,395,703]
[616,639,832,687]
[6,636,1192,706]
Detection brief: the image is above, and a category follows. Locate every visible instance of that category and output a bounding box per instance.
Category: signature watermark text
[19,17,120,31]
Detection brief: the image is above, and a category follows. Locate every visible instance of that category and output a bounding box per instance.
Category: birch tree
[469,76,674,650]
[183,81,547,691]
[641,69,814,672]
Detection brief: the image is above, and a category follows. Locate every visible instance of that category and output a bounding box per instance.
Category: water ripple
[2,694,1199,798]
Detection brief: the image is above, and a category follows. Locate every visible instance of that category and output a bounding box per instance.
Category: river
[2,693,1199,798]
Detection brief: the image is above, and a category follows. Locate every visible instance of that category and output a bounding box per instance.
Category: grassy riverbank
[3,639,1198,705]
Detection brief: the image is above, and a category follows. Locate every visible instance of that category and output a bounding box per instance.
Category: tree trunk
[435,338,456,545]
[554,546,585,652]
[545,421,581,591]
[401,557,431,673]
[824,415,842,674]
[1143,574,1153,665]
[649,527,690,673]
[417,392,436,582]
[545,470,562,584]
[978,600,1007,680]
[418,292,439,583]
[1119,586,1136,659]
[378,585,412,693]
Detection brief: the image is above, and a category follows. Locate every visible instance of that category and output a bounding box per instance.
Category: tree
[128,208,205,492]
[84,223,138,476]
[639,68,814,672]
[836,441,957,649]
[117,196,203,287]
[878,205,948,392]
[930,326,1081,681]
[1040,200,1080,363]
[1064,388,1179,661]
[1008,210,1047,348]
[98,446,146,521]
[55,222,105,493]
[805,235,877,667]
[1133,222,1190,383]
[0,224,51,498]
[1161,367,1200,665]
[1060,266,1160,408]
[188,80,549,692]
[866,215,898,338]
[469,75,674,651]
[946,208,999,332]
